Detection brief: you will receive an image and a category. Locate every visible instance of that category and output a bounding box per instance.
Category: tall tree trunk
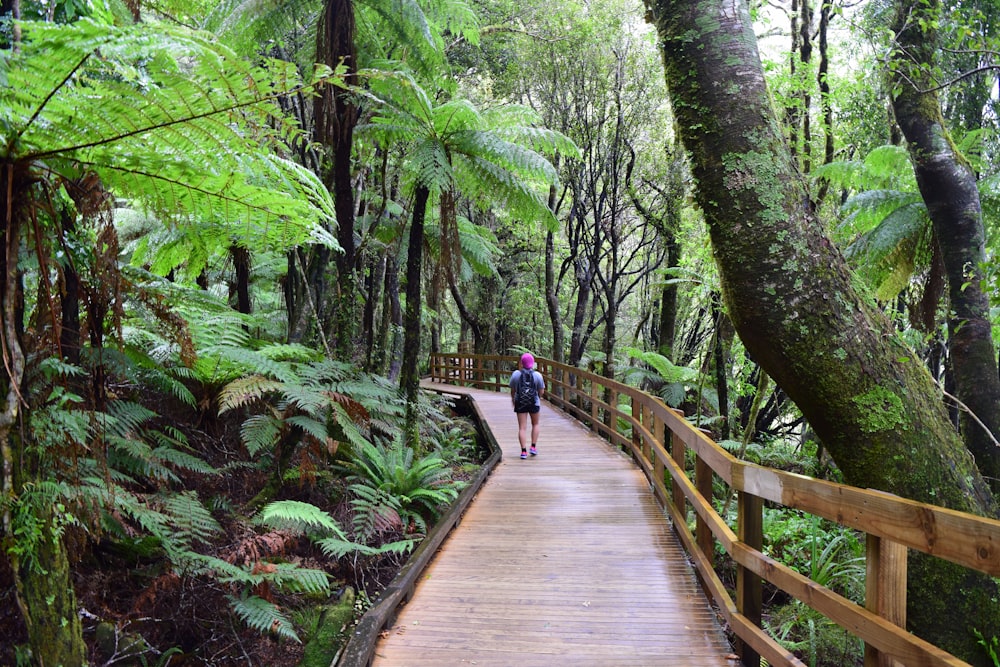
[815,0,835,204]
[890,0,1000,491]
[363,254,385,370]
[545,198,564,362]
[428,265,441,356]
[711,293,731,440]
[315,0,359,357]
[642,0,1000,660]
[402,186,430,446]
[3,167,86,666]
[230,244,252,316]
[448,273,486,353]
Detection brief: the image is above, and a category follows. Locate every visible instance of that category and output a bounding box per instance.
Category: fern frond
[451,130,559,184]
[219,375,286,413]
[3,19,339,252]
[434,99,481,134]
[837,189,922,238]
[268,562,330,595]
[284,414,330,444]
[256,343,323,363]
[357,2,441,77]
[106,435,177,483]
[240,414,282,457]
[492,123,582,161]
[315,535,417,558]
[456,152,557,230]
[330,402,374,451]
[623,348,697,385]
[203,0,321,62]
[152,445,218,476]
[409,138,454,192]
[161,491,222,545]
[257,500,343,535]
[227,594,301,643]
[456,216,499,277]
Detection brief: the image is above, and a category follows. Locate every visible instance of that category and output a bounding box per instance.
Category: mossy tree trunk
[889,0,1000,492]
[642,0,999,661]
[19,507,87,667]
[2,166,87,666]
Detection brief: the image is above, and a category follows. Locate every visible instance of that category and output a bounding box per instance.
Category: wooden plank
[371,385,736,667]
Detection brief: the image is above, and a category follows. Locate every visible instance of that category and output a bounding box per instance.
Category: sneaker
[520,449,528,459]
[529,446,537,457]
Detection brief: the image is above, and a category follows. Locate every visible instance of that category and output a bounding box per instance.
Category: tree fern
[2,18,341,250]
[340,439,464,539]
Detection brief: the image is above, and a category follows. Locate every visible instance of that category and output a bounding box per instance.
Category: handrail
[336,390,502,667]
[429,352,1000,667]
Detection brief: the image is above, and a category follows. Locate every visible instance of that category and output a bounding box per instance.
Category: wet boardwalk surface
[371,383,737,666]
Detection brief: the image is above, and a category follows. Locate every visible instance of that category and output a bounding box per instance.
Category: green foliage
[974,629,1000,666]
[621,347,698,408]
[759,512,865,666]
[228,593,301,642]
[257,499,343,535]
[219,354,403,469]
[2,19,340,250]
[339,439,465,541]
[358,68,574,232]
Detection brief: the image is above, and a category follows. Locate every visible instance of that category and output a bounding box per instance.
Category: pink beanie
[520,352,535,369]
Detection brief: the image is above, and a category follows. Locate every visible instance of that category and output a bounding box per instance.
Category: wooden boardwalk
[372,384,737,666]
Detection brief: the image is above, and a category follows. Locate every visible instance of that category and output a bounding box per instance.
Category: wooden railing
[429,352,1000,667]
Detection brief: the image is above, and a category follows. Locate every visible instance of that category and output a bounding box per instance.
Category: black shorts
[515,405,540,415]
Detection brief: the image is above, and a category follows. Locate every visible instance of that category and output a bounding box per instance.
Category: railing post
[654,415,666,495]
[865,535,907,667]
[737,491,763,667]
[671,429,686,523]
[633,400,646,462]
[589,377,598,433]
[695,454,714,564]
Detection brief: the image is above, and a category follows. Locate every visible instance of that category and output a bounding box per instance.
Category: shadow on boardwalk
[372,384,738,666]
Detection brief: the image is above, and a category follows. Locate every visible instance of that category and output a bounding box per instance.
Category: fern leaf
[218,375,285,413]
[3,19,340,254]
[240,414,282,457]
[227,594,301,643]
[257,500,343,535]
[161,491,222,545]
[624,347,697,384]
[152,445,218,476]
[284,415,330,444]
[269,563,330,595]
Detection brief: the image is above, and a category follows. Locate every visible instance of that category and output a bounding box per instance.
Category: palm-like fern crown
[359,68,578,231]
[814,145,931,300]
[1,18,340,252]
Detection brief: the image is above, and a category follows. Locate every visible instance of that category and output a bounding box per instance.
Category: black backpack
[513,370,538,411]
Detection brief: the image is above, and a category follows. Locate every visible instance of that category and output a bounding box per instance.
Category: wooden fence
[428,352,1000,667]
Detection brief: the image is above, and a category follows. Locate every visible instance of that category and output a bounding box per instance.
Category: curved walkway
[372,384,737,666]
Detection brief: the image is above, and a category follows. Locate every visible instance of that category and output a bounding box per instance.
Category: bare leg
[530,411,541,449]
[517,412,530,450]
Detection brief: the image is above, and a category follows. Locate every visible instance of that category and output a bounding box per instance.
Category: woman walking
[510,352,545,459]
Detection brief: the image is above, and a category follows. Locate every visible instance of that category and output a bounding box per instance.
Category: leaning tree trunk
[642,0,999,661]
[890,0,1000,492]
